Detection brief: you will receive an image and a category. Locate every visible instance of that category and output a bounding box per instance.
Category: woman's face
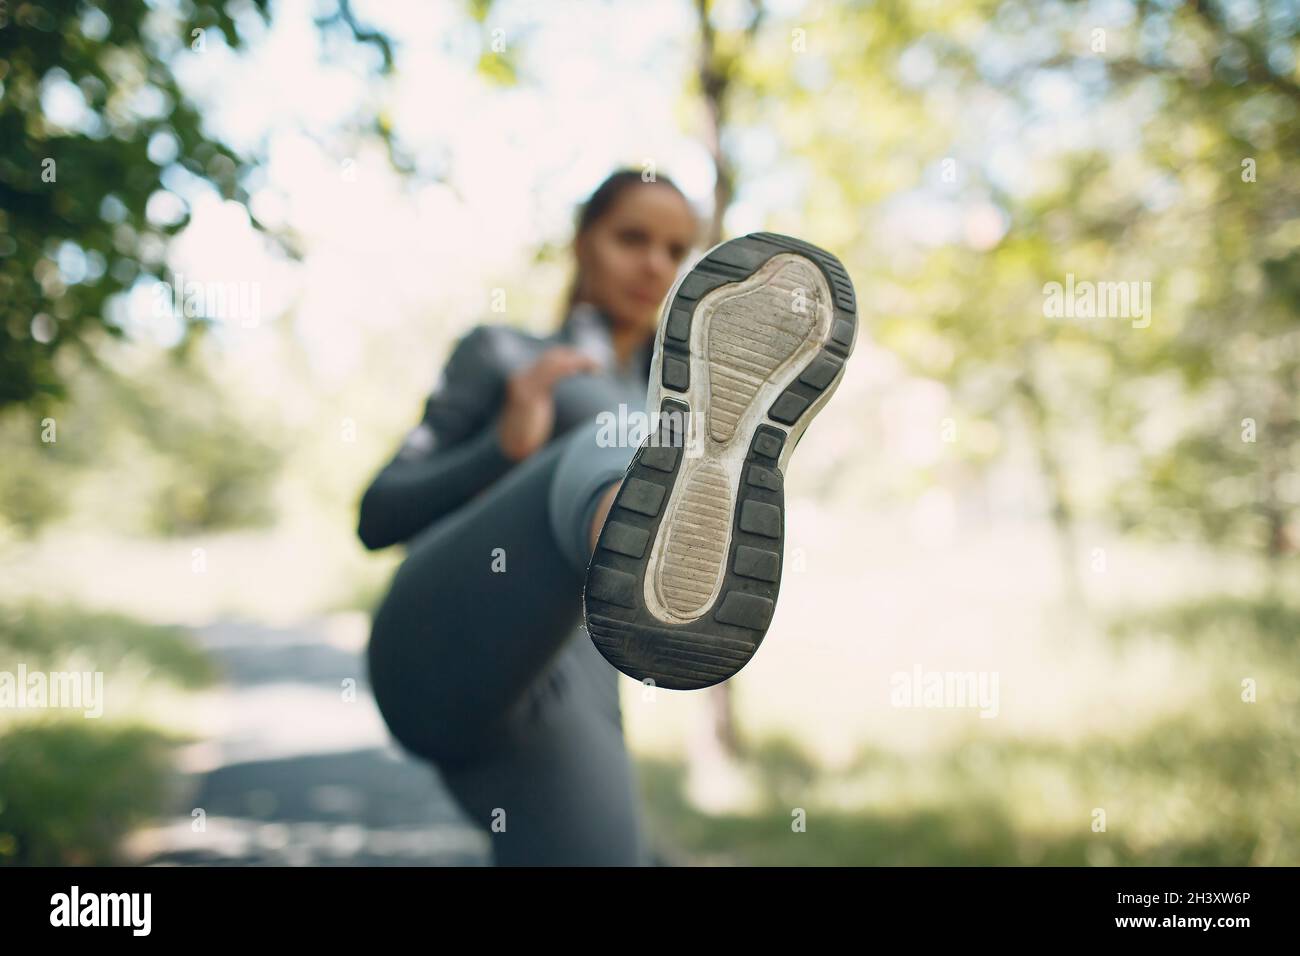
[574,183,700,337]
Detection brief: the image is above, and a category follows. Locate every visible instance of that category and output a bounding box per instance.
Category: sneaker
[583,232,858,690]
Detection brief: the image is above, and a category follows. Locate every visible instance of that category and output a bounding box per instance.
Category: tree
[725,0,1298,592]
[0,0,401,411]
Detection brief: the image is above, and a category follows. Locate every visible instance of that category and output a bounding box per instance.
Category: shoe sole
[583,232,858,690]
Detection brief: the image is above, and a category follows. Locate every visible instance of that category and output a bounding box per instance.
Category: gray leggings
[365,417,641,865]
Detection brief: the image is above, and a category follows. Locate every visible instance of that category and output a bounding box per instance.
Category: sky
[102,0,1154,377]
[116,0,776,378]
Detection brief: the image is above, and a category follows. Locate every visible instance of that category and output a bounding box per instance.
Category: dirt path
[125,616,490,866]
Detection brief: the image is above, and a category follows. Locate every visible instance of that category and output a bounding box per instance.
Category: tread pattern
[584,232,858,690]
[655,459,731,617]
[699,254,826,442]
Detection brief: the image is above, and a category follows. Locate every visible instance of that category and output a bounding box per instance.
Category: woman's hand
[497,346,599,462]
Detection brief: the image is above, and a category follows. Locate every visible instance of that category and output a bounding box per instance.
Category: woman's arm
[357,327,514,551]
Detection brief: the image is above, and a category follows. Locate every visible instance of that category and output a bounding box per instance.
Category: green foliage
[643,588,1299,866]
[0,720,181,865]
[0,602,215,864]
[0,0,410,413]
[639,590,1300,868]
[726,0,1300,562]
[0,0,272,409]
[742,733,819,809]
[103,356,284,536]
[0,354,283,537]
[1109,591,1300,660]
[0,398,102,534]
[0,602,217,687]
[642,701,1297,865]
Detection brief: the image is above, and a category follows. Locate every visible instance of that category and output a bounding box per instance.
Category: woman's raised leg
[365,416,635,765]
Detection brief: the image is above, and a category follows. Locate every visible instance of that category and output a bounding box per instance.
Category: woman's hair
[559,168,689,327]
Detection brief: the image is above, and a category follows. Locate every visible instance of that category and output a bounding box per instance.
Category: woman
[359,169,700,866]
[359,168,858,866]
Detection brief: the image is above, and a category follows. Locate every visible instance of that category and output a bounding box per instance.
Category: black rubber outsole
[582,232,858,690]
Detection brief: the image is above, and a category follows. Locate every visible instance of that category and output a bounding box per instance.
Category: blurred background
[0,0,1296,866]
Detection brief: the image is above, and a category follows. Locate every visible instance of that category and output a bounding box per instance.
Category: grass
[639,716,1293,865]
[0,602,217,865]
[0,720,188,865]
[638,591,1298,866]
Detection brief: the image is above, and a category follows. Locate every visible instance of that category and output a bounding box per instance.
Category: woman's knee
[366,590,499,764]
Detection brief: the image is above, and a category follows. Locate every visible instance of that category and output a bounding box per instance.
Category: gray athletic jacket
[357,304,652,551]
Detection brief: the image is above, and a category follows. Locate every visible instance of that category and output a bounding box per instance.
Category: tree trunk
[1015,354,1086,614]
[690,0,762,764]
